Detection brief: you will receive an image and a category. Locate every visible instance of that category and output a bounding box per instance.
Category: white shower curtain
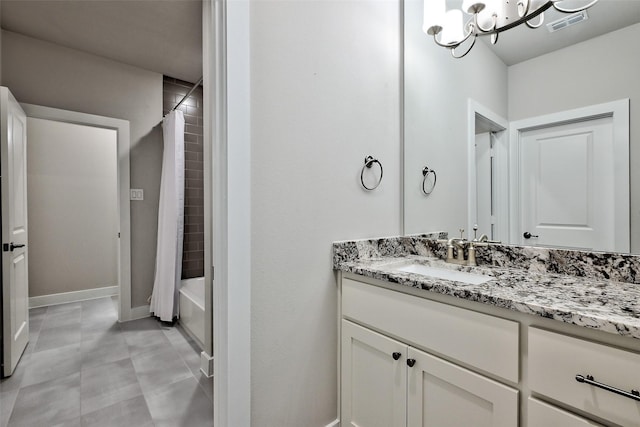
[150,110,185,321]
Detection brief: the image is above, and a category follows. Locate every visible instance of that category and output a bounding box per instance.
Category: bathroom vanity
[334,235,640,427]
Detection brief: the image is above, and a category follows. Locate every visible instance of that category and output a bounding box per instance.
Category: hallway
[0,297,213,426]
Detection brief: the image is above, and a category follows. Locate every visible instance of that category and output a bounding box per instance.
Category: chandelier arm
[451,36,477,59]
[493,2,552,33]
[517,0,530,18]
[433,22,475,49]
[474,12,497,33]
[552,0,598,13]
[525,12,545,29]
[433,33,458,49]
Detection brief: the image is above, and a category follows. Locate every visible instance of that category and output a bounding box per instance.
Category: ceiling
[1,0,203,83]
[2,1,637,79]
[445,0,640,65]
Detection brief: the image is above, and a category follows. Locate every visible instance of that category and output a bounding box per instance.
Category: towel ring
[361,156,383,191]
[422,166,437,195]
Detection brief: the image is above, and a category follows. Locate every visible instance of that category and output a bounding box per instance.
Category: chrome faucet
[445,227,484,267]
[442,225,499,267]
[446,237,466,264]
[446,229,473,266]
[472,224,488,243]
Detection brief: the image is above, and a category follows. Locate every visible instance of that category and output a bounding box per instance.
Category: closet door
[341,320,407,427]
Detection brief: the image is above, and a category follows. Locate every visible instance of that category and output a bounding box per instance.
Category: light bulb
[423,0,446,34]
[478,0,499,28]
[440,9,465,44]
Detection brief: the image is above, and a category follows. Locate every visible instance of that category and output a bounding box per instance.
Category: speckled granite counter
[333,235,640,340]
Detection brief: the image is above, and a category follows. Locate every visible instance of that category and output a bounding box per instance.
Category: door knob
[3,242,25,252]
[523,232,539,239]
[407,359,416,367]
[392,352,401,360]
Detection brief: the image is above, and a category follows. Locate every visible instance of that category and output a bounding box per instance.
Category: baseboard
[200,350,214,377]
[325,419,339,427]
[177,319,205,351]
[29,286,118,308]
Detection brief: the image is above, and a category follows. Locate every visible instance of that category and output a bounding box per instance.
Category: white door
[519,117,621,251]
[1,87,29,377]
[341,320,407,427]
[475,132,494,239]
[406,347,518,427]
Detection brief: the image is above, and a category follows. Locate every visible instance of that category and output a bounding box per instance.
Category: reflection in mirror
[474,112,506,241]
[404,0,640,253]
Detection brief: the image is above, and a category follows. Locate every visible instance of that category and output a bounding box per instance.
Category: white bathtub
[179,277,205,350]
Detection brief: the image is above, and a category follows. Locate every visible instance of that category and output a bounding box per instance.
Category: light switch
[130,189,144,201]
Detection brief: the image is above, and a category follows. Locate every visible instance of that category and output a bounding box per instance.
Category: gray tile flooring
[0,297,213,427]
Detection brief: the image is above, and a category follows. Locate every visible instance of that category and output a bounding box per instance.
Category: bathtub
[179,277,205,350]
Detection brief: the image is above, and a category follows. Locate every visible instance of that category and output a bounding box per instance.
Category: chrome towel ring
[361,156,383,191]
[422,166,437,195]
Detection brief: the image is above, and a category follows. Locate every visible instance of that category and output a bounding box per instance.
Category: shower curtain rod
[170,76,203,113]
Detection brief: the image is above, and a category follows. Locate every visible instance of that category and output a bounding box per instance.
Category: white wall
[247,0,402,424]
[403,0,508,236]
[2,30,163,307]
[508,23,640,252]
[27,118,118,297]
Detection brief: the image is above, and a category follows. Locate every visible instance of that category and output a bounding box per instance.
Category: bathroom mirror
[404,0,640,253]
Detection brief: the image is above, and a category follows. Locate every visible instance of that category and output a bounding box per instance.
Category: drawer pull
[575,374,640,401]
[392,352,401,360]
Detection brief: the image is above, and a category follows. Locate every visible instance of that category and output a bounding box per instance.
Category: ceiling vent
[547,10,589,33]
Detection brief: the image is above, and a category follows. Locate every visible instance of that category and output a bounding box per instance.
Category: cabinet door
[341,320,407,427]
[528,398,603,427]
[407,347,518,427]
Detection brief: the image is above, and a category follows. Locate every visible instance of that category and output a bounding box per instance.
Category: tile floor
[0,297,213,427]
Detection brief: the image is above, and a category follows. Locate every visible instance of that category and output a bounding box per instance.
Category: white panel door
[341,320,407,427]
[407,347,518,427]
[1,87,29,377]
[520,117,616,251]
[476,132,494,239]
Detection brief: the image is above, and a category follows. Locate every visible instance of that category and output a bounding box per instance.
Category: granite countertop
[333,235,640,340]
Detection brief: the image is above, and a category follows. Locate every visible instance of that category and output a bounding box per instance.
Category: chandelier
[423,0,599,58]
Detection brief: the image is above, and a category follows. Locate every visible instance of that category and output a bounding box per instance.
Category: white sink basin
[393,263,492,285]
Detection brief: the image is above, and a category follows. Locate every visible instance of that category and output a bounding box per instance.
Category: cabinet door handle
[407,359,416,367]
[392,352,401,360]
[576,374,640,401]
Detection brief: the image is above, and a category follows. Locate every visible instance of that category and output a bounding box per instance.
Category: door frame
[205,0,252,424]
[509,99,630,251]
[20,103,133,321]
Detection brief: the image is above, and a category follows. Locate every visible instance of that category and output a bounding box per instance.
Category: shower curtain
[150,110,185,322]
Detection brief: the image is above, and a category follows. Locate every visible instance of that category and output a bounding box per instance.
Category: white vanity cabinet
[340,277,519,427]
[405,344,518,427]
[528,327,640,427]
[341,320,407,427]
[339,273,640,427]
[527,398,603,426]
